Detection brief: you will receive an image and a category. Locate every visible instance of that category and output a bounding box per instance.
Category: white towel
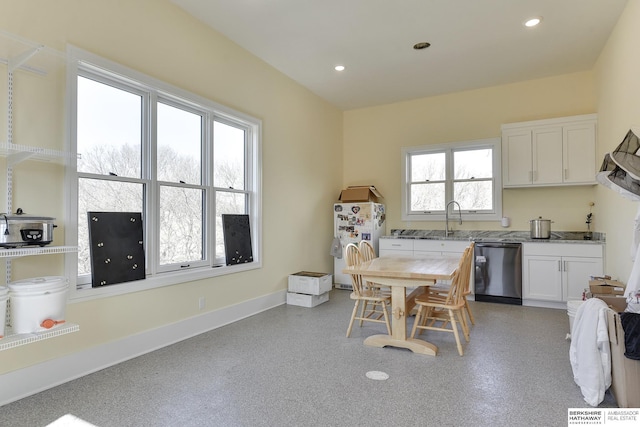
[626,233,640,313]
[569,298,611,406]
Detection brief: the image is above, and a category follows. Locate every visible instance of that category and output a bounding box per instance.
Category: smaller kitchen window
[401,138,502,221]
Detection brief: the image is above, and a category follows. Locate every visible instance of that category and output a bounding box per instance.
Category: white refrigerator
[333,202,385,289]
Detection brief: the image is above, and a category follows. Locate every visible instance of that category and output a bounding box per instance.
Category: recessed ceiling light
[524,17,542,27]
[334,65,345,71]
[413,42,431,50]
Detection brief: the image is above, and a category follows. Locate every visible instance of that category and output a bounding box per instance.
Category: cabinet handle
[564,261,567,272]
[564,169,568,180]
[558,260,562,272]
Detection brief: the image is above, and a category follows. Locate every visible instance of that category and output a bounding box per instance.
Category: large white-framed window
[65,46,262,301]
[401,138,502,221]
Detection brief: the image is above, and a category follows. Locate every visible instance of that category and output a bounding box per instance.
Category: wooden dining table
[343,256,459,356]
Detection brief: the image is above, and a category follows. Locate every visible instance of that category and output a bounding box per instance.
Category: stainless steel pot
[530,217,552,239]
[0,211,56,248]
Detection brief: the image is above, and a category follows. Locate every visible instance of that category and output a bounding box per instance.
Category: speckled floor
[0,289,616,427]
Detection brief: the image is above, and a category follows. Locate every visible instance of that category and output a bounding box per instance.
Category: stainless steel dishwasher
[474,242,522,305]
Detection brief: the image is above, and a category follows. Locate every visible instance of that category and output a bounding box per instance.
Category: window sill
[68,261,262,303]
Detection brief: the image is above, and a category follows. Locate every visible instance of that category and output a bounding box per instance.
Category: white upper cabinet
[502,114,597,188]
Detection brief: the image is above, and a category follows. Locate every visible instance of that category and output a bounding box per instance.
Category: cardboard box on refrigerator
[288,272,332,295]
[606,308,640,408]
[338,186,383,202]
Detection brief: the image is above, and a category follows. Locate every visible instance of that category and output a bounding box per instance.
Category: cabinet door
[413,250,442,258]
[563,122,597,184]
[532,126,563,185]
[502,129,532,186]
[563,256,603,301]
[379,249,413,257]
[524,255,563,301]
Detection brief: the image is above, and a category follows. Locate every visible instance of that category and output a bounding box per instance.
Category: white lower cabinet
[379,238,471,289]
[379,239,414,257]
[414,240,468,258]
[523,243,603,304]
[379,239,469,258]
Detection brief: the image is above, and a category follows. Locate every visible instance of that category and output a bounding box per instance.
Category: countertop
[383,229,605,244]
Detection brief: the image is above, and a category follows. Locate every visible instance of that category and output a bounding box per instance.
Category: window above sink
[401,138,503,222]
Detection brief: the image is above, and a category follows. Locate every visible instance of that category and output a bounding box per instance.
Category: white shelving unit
[0,323,79,351]
[1,31,79,350]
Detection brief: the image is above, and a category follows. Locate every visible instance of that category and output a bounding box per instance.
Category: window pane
[411,152,445,182]
[157,103,202,184]
[77,76,142,177]
[78,178,144,275]
[454,149,492,179]
[214,121,245,190]
[159,186,204,265]
[410,183,445,211]
[215,191,247,260]
[454,181,493,210]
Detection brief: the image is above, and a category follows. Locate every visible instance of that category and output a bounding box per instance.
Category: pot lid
[0,207,55,221]
[530,217,551,222]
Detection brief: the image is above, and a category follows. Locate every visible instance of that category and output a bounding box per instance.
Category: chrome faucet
[445,200,462,237]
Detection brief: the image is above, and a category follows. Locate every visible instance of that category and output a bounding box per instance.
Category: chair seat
[350,290,390,301]
[423,276,475,325]
[415,293,464,309]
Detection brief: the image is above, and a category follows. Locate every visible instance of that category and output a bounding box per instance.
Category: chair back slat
[344,243,365,296]
[451,243,474,305]
[442,243,474,306]
[358,240,376,262]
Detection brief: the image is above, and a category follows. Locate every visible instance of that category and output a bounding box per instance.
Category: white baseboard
[0,289,286,406]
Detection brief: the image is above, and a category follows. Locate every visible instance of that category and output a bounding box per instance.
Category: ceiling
[171,0,629,110]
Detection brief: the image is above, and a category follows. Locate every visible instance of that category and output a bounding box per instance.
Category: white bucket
[8,276,68,334]
[567,299,585,337]
[0,286,8,338]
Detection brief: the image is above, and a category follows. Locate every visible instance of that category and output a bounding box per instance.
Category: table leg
[363,284,437,356]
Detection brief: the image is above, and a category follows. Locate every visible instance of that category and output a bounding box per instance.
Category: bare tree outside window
[76,76,248,278]
[408,146,496,213]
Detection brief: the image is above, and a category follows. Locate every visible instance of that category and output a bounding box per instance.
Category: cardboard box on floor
[338,186,383,202]
[594,295,628,312]
[606,308,640,408]
[589,278,626,296]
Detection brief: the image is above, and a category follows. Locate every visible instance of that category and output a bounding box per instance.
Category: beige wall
[2,0,639,384]
[593,0,640,282]
[0,1,343,373]
[344,72,598,232]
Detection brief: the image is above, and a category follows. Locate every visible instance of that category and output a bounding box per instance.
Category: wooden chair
[427,242,476,325]
[344,243,392,338]
[410,245,474,355]
[358,240,390,294]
